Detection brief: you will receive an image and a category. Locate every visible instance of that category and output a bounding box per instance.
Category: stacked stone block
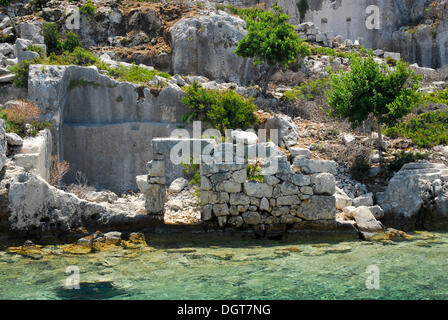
[200,143,338,229]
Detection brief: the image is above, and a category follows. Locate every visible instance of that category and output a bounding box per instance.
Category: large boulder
[170,11,262,84]
[265,114,299,148]
[377,162,448,230]
[7,172,151,233]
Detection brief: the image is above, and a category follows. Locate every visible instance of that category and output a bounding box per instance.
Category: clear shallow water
[0,232,447,300]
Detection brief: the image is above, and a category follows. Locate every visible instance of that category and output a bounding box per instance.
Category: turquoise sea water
[0,232,447,300]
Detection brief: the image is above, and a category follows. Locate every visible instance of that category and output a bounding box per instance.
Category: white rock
[168,177,189,193]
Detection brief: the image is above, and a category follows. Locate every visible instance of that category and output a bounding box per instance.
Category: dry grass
[49,156,70,187]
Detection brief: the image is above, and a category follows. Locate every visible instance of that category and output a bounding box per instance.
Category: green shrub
[385,56,397,66]
[181,82,259,134]
[180,157,201,186]
[246,162,264,183]
[383,110,448,148]
[9,59,37,88]
[282,77,330,102]
[31,0,49,11]
[42,23,62,55]
[386,151,429,173]
[26,44,44,56]
[62,31,81,53]
[110,65,171,84]
[80,0,96,16]
[424,87,448,105]
[0,0,11,6]
[350,155,371,181]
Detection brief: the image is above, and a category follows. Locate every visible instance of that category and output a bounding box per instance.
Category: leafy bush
[31,0,49,11]
[386,151,429,173]
[282,77,330,102]
[350,155,371,181]
[385,56,397,66]
[424,87,448,105]
[62,31,81,53]
[383,110,448,147]
[26,44,44,56]
[9,59,36,88]
[0,99,52,137]
[181,82,259,134]
[80,0,96,16]
[42,23,62,55]
[180,157,201,186]
[0,0,11,6]
[246,162,264,182]
[109,65,171,84]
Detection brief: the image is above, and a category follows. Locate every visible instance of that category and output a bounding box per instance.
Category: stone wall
[140,137,348,231]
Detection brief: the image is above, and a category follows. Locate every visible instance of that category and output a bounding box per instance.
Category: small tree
[327,55,422,162]
[235,6,310,95]
[42,23,62,55]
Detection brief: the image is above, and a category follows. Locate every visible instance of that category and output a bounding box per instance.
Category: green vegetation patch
[383,110,448,148]
[282,77,330,102]
[181,82,259,134]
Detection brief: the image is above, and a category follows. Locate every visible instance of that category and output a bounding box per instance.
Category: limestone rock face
[170,11,262,84]
[0,120,6,171]
[378,162,448,230]
[7,172,146,232]
[28,64,188,192]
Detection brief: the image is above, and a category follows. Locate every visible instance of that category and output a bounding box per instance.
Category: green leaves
[235,6,309,68]
[181,82,259,134]
[327,55,421,128]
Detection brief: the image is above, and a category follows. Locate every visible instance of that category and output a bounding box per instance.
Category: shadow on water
[55,281,129,300]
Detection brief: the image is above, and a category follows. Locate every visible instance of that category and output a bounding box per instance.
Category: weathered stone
[144,184,166,214]
[216,181,242,193]
[210,172,232,184]
[231,129,258,145]
[353,206,384,233]
[168,177,188,193]
[259,197,270,211]
[6,132,23,146]
[217,216,227,227]
[277,195,300,206]
[229,193,250,206]
[289,147,312,159]
[213,203,229,216]
[148,176,166,185]
[170,12,262,84]
[311,173,336,196]
[200,176,212,191]
[228,215,244,227]
[265,114,299,148]
[300,186,314,195]
[244,182,273,198]
[353,193,374,207]
[293,158,337,174]
[147,160,165,177]
[201,204,213,221]
[291,174,311,186]
[231,169,247,183]
[335,187,353,210]
[299,196,336,220]
[242,211,261,225]
[368,205,385,219]
[280,181,299,195]
[264,175,280,186]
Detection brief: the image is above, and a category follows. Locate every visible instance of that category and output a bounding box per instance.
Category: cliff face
[299,0,448,68]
